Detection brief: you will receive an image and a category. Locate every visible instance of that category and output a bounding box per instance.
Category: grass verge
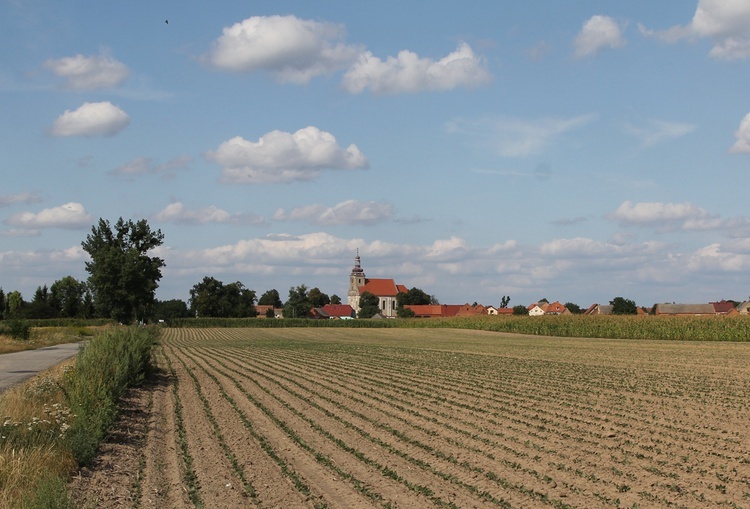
[0,325,157,508]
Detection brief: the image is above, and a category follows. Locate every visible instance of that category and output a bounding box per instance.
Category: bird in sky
[165,19,168,24]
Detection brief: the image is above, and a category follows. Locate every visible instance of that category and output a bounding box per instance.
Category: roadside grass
[0,324,106,355]
[0,326,157,508]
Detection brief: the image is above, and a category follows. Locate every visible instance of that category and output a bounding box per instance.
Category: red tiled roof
[456,303,486,316]
[711,300,736,314]
[322,304,354,318]
[358,278,403,297]
[405,304,461,317]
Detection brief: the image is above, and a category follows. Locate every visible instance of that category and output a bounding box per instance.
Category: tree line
[0,217,644,324]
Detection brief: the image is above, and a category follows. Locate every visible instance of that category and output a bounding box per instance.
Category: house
[654,303,717,316]
[737,302,750,315]
[456,303,486,316]
[322,304,355,319]
[528,303,546,316]
[545,301,569,315]
[308,308,330,319]
[347,251,408,318]
[584,304,613,315]
[711,300,737,315]
[404,304,461,318]
[486,306,514,316]
[256,305,283,318]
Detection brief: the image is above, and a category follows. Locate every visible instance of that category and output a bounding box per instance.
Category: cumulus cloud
[153,202,264,226]
[639,0,750,60]
[729,112,750,153]
[206,126,368,184]
[574,15,626,57]
[623,119,697,147]
[608,200,710,227]
[446,114,596,157]
[203,15,360,83]
[273,200,394,226]
[342,42,491,94]
[110,155,192,177]
[49,101,130,137]
[43,53,129,90]
[4,202,92,229]
[0,192,41,207]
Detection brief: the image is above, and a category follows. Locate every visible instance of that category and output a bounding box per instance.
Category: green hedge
[64,326,157,466]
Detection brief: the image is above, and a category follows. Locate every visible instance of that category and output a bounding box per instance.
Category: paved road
[0,343,81,393]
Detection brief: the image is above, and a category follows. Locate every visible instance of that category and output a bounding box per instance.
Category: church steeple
[351,249,365,277]
[348,249,366,312]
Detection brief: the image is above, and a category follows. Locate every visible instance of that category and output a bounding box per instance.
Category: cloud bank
[342,42,491,94]
[44,53,129,90]
[49,101,130,137]
[206,126,368,184]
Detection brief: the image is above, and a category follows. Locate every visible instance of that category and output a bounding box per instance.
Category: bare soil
[71,328,750,508]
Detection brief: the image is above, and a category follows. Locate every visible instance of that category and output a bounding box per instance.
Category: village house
[654,303,717,316]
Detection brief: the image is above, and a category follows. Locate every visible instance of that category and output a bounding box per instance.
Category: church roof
[358,278,407,297]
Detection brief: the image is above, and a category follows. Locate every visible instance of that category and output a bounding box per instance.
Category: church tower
[347,249,366,312]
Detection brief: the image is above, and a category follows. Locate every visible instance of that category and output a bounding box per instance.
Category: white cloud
[273,200,394,226]
[204,15,360,83]
[574,15,626,57]
[206,126,368,184]
[4,202,92,229]
[0,192,41,207]
[43,53,129,90]
[608,200,710,227]
[639,0,750,60]
[446,114,596,157]
[49,101,130,137]
[729,112,750,153]
[623,119,697,147]
[342,42,491,95]
[110,155,192,177]
[153,202,264,226]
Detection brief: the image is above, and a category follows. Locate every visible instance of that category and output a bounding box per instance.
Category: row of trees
[0,216,645,324]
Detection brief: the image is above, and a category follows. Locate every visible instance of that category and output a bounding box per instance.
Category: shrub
[4,320,31,341]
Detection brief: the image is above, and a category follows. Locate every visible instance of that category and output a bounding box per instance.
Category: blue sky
[2,1,750,309]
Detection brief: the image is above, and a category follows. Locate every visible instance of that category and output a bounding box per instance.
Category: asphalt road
[0,343,81,393]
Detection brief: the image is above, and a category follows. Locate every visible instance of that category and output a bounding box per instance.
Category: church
[347,251,408,318]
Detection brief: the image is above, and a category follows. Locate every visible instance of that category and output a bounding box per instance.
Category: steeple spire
[351,248,364,276]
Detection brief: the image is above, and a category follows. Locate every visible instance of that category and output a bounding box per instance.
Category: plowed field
[77,328,750,508]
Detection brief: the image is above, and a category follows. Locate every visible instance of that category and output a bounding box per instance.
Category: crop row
[160,328,750,508]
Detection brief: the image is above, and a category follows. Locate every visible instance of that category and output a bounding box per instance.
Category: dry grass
[0,361,77,508]
[0,325,103,355]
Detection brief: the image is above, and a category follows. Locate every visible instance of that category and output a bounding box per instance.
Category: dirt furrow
[174,344,388,508]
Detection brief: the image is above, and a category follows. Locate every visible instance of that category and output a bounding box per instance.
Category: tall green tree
[258,289,283,308]
[0,288,4,319]
[153,299,190,321]
[357,291,381,319]
[50,276,87,318]
[6,291,24,319]
[308,287,330,308]
[610,296,637,315]
[329,294,342,305]
[284,285,311,318]
[26,285,57,319]
[82,218,165,324]
[396,287,431,317]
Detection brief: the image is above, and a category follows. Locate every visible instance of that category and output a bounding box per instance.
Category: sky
[2,0,750,309]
